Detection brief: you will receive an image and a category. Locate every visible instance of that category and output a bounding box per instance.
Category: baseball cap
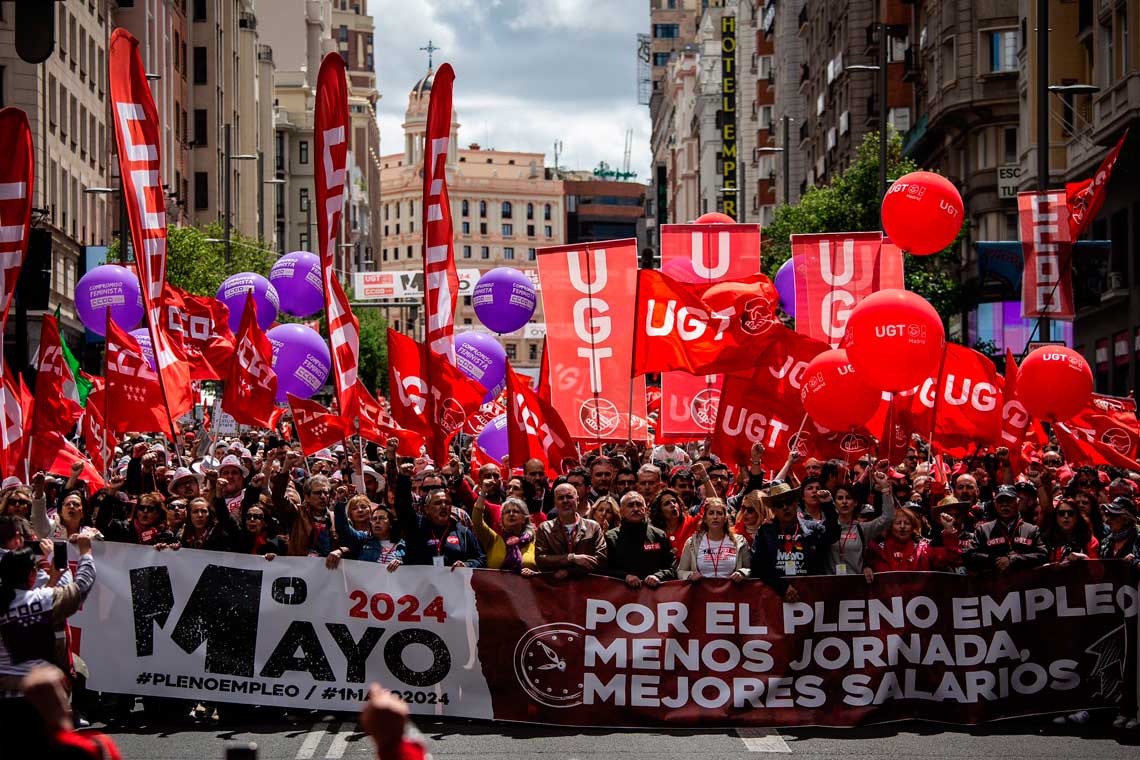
[995,484,1018,500]
[1102,496,1136,516]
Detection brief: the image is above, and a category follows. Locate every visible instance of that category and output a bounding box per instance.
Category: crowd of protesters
[1,423,1139,739]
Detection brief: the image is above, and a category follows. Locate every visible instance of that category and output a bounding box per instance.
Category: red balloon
[694,212,736,224]
[881,171,964,255]
[1015,346,1093,422]
[844,289,945,392]
[800,349,882,431]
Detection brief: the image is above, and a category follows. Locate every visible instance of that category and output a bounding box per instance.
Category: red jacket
[866,532,961,572]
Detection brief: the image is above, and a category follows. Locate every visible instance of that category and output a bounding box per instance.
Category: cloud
[372,0,651,180]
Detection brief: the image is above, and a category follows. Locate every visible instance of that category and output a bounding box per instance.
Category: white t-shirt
[652,445,690,468]
[695,535,738,578]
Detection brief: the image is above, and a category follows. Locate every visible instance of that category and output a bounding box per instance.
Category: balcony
[1091,72,1140,145]
[799,120,810,143]
[902,47,920,82]
[798,5,808,30]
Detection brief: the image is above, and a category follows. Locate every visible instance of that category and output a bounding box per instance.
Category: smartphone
[53,541,68,571]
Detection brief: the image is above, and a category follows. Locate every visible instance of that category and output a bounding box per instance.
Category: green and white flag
[53,305,92,408]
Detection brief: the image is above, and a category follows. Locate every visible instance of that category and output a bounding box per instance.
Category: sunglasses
[246,514,266,521]
[137,505,159,513]
[7,499,30,507]
[310,490,331,496]
[740,507,757,514]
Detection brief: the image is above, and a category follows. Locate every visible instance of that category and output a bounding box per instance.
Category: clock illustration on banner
[513,623,586,708]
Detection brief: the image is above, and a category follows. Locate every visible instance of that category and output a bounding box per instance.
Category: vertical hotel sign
[721,15,737,218]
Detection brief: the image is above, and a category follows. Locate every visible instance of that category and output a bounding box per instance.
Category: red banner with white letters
[506,362,576,477]
[421,63,460,363]
[893,344,1003,451]
[537,240,647,443]
[315,52,360,422]
[791,233,904,347]
[1019,191,1074,320]
[109,29,192,421]
[162,283,235,381]
[0,107,33,329]
[1065,393,1140,465]
[658,223,761,441]
[222,296,278,429]
[103,317,175,436]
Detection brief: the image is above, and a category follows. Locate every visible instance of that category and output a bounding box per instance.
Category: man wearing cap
[965,484,1046,573]
[930,495,977,575]
[605,491,675,589]
[1100,496,1140,571]
[751,481,839,601]
[168,467,202,500]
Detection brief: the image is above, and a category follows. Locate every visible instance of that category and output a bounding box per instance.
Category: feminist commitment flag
[537,240,647,443]
[657,223,761,441]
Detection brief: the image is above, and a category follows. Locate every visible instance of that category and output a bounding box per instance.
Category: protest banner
[77,544,1138,727]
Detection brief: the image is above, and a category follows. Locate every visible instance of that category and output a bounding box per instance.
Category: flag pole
[102,312,112,482]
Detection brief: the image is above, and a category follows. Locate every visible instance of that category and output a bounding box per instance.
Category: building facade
[377,70,566,371]
[562,176,647,246]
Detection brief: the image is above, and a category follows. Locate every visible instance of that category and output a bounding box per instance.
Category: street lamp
[224,123,259,267]
[758,112,791,207]
[846,56,888,199]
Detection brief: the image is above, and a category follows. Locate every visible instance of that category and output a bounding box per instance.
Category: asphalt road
[95,711,1140,760]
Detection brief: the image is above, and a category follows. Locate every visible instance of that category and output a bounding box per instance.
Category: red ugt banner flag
[315,52,360,422]
[1,364,31,479]
[108,29,192,420]
[355,380,424,457]
[1067,393,1140,464]
[162,283,235,381]
[104,317,176,436]
[506,362,576,477]
[421,64,460,362]
[537,240,648,442]
[0,107,34,329]
[222,296,278,429]
[1018,191,1074,320]
[791,232,903,347]
[894,344,1003,451]
[1066,129,1127,240]
[658,223,761,441]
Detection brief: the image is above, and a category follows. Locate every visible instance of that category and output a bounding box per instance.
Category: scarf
[501,529,535,573]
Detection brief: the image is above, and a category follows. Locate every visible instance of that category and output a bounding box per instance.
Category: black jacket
[750,501,840,595]
[965,517,1047,572]
[604,521,676,582]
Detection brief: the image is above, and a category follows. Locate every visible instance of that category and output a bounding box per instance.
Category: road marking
[736,728,792,753]
[325,725,355,759]
[295,721,336,759]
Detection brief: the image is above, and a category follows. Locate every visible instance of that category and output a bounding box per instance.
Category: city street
[99,713,1140,760]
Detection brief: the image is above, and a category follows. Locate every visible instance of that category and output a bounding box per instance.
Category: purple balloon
[129,328,155,371]
[476,414,509,464]
[216,273,279,333]
[76,265,144,336]
[774,258,796,318]
[269,251,324,318]
[266,323,331,403]
[473,267,537,334]
[454,332,507,403]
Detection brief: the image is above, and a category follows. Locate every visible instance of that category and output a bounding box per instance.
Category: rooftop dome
[411,69,434,98]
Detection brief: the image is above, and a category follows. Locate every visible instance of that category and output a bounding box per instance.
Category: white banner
[74,543,493,716]
[354,268,540,301]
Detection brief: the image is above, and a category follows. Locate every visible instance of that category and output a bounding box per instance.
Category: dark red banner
[421,63,460,362]
[471,561,1137,727]
[0,107,33,329]
[1019,191,1074,320]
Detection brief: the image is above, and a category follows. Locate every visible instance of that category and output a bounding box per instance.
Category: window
[653,24,680,38]
[193,46,207,84]
[300,232,309,250]
[193,0,207,21]
[193,109,207,146]
[338,25,348,42]
[528,248,536,261]
[505,344,517,361]
[759,55,773,81]
[545,225,553,237]
[480,246,490,259]
[527,224,536,237]
[194,172,208,209]
[480,222,488,235]
[463,245,472,259]
[543,204,551,220]
[463,296,472,307]
[816,93,825,116]
[462,221,470,234]
[984,29,1018,73]
[382,249,388,262]
[502,201,513,218]
[888,108,911,132]
[461,199,469,216]
[392,247,399,260]
[299,188,309,212]
[479,200,487,217]
[407,245,413,258]
[48,75,56,130]
[504,247,515,260]
[941,37,956,86]
[299,141,309,164]
[975,128,990,170]
[1002,126,1018,163]
[526,203,534,219]
[502,223,513,236]
[759,105,773,129]
[654,52,672,66]
[529,344,538,361]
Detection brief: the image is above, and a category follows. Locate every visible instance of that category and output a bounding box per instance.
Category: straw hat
[759,481,802,508]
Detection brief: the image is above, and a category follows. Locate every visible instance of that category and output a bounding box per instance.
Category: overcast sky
[372,0,652,181]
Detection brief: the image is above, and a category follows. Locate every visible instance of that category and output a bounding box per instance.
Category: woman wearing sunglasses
[234,500,289,558]
[96,490,175,546]
[732,491,769,547]
[1041,497,1099,563]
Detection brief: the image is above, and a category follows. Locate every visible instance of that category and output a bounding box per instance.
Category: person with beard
[750,482,839,601]
[523,458,552,515]
[613,468,637,499]
[280,475,338,558]
[605,492,675,589]
[395,464,485,569]
[587,457,615,503]
[965,484,1046,573]
[668,467,700,512]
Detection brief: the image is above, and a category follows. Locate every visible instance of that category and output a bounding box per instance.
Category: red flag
[355,380,424,456]
[31,315,83,436]
[222,295,278,428]
[315,52,360,422]
[1067,393,1140,463]
[898,344,1003,450]
[81,377,109,478]
[288,394,351,456]
[162,283,235,380]
[0,364,31,479]
[537,338,552,406]
[506,362,576,477]
[658,222,761,440]
[29,432,104,495]
[386,329,485,463]
[791,232,904,347]
[1018,191,1074,320]
[109,29,193,423]
[421,63,460,361]
[463,401,506,437]
[1054,421,1139,469]
[878,398,912,466]
[0,108,34,329]
[537,240,648,442]
[999,349,1035,474]
[104,318,175,436]
[632,270,780,376]
[1066,129,1128,239]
